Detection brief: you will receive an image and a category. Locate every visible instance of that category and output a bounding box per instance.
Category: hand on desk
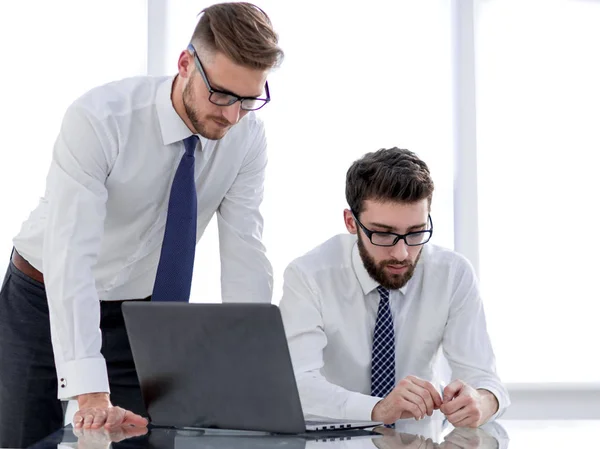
[439,380,499,428]
[371,377,498,428]
[73,426,148,449]
[371,376,443,424]
[74,392,148,430]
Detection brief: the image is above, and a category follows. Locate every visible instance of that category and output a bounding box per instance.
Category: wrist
[77,392,111,407]
[371,399,391,424]
[477,389,499,423]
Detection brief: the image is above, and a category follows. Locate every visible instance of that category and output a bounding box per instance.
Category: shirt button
[60,378,67,388]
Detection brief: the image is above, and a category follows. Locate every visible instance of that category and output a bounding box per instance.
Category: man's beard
[182,77,229,140]
[357,232,421,290]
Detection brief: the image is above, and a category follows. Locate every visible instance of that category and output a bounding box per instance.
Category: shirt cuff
[344,393,383,421]
[56,357,110,400]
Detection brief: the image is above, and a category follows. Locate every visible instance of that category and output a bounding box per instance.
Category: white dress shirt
[279,234,509,422]
[12,75,273,400]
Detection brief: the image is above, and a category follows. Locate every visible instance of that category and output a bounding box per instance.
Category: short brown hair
[191,2,284,70]
[346,148,434,215]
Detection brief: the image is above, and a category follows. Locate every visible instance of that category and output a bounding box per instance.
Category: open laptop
[122,302,382,434]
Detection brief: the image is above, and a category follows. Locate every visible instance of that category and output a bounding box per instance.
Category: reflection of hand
[373,427,437,449]
[73,426,148,449]
[440,427,499,449]
[372,376,443,424]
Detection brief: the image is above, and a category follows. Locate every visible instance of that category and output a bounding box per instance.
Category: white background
[0,0,598,392]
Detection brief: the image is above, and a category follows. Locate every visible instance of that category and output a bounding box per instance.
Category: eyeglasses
[187,44,270,111]
[352,211,433,247]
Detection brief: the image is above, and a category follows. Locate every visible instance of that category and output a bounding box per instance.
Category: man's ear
[343,209,357,234]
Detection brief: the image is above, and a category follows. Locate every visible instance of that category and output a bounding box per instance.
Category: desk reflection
[31,419,506,449]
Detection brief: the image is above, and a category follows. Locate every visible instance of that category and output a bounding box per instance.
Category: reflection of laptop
[173,429,380,449]
[122,303,382,434]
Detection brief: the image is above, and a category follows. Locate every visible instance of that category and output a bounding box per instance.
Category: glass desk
[25,419,600,449]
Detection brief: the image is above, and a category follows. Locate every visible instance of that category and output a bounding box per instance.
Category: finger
[91,409,108,429]
[105,407,125,428]
[401,390,427,419]
[423,382,443,409]
[410,378,443,409]
[451,413,478,428]
[405,383,435,416]
[83,413,96,429]
[441,394,470,415]
[403,383,433,416]
[417,385,435,416]
[443,379,464,403]
[122,410,149,427]
[399,400,423,421]
[73,412,85,429]
[447,405,469,424]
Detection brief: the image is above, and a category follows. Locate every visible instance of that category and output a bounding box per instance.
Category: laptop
[122,302,382,434]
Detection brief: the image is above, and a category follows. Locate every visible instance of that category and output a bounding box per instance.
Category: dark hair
[191,2,284,70]
[345,147,434,215]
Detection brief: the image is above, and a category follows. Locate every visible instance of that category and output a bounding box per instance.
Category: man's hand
[74,392,148,430]
[371,375,443,424]
[439,380,499,428]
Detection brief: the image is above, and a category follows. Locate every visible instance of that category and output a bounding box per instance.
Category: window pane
[165,0,455,303]
[0,0,146,267]
[477,0,600,382]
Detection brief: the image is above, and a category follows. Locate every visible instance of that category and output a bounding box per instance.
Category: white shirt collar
[351,240,408,296]
[155,76,208,149]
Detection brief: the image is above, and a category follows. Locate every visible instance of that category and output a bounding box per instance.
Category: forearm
[297,371,381,421]
[218,209,273,303]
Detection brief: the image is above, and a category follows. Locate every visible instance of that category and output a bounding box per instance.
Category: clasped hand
[372,376,495,428]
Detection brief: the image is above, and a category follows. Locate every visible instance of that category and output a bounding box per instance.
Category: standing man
[280,148,509,427]
[0,3,284,447]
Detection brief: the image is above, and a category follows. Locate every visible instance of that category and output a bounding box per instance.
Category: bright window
[0,0,147,264]
[477,0,600,383]
[164,0,456,303]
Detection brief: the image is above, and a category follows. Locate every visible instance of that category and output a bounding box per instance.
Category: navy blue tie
[371,286,396,397]
[152,135,199,302]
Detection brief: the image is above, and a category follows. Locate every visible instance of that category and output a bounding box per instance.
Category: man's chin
[381,277,407,290]
[197,128,228,141]
[380,270,414,290]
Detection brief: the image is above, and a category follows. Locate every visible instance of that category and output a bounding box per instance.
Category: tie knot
[183,135,199,156]
[377,286,389,301]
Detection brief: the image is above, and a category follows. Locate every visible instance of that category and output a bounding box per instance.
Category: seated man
[279,148,509,427]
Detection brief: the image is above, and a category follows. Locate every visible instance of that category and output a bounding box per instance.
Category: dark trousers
[0,260,148,448]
